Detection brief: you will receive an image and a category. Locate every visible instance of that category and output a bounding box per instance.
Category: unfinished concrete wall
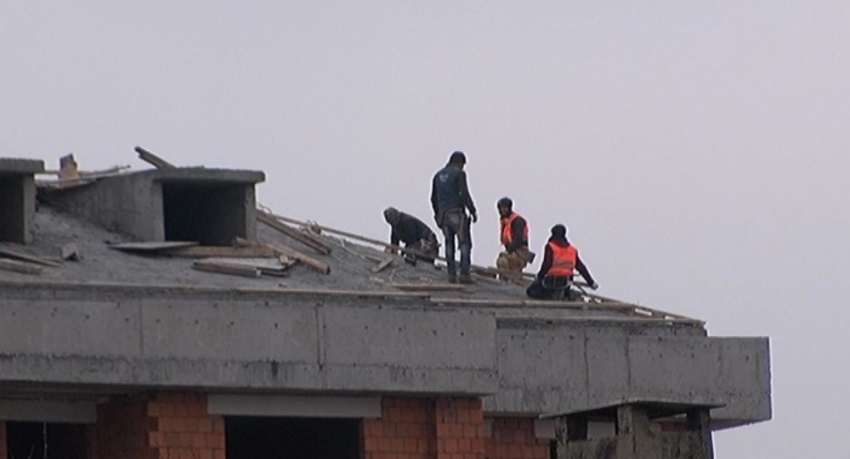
[486,322,771,429]
[42,168,263,243]
[0,158,43,244]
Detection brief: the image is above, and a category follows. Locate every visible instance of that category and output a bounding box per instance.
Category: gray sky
[2,1,848,457]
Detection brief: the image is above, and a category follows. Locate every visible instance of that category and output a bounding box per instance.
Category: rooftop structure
[0,153,771,459]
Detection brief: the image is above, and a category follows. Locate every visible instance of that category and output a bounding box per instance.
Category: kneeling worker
[527,224,599,300]
[383,207,439,265]
[495,197,534,275]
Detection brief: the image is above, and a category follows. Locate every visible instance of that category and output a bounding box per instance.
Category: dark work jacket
[430,164,477,218]
[537,236,595,285]
[390,213,435,247]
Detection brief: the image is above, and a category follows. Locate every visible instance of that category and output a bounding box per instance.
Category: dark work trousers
[441,209,472,276]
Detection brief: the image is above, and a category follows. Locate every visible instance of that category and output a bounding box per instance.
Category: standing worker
[383,207,439,265]
[526,224,599,300]
[495,197,534,276]
[431,151,478,284]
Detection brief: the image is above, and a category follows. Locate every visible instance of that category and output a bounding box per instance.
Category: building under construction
[0,156,771,459]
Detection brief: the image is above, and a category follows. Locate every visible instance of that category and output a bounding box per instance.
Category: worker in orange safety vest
[526,224,598,300]
[495,197,535,276]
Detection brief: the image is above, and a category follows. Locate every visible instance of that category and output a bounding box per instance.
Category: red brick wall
[435,398,485,459]
[485,418,549,459]
[89,392,224,459]
[362,397,435,459]
[361,397,486,459]
[0,421,7,459]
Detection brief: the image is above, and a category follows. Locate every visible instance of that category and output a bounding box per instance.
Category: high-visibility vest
[500,212,528,247]
[547,242,577,276]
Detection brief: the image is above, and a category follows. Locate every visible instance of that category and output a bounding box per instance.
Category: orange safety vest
[500,212,529,248]
[547,242,577,277]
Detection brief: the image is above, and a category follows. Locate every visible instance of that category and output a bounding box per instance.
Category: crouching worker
[383,207,439,265]
[527,224,599,300]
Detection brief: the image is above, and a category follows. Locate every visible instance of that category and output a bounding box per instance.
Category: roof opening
[162,181,250,246]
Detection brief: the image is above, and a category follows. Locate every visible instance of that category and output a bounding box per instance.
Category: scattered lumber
[267,213,540,280]
[135,146,176,169]
[388,283,468,292]
[256,210,332,255]
[192,259,260,278]
[166,245,276,258]
[235,237,330,275]
[0,258,43,275]
[371,257,394,273]
[109,241,199,253]
[200,257,290,277]
[0,247,61,267]
[61,243,81,261]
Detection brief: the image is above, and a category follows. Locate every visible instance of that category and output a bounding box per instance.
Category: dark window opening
[162,182,248,245]
[549,439,557,459]
[6,422,88,459]
[225,416,360,459]
[0,175,26,243]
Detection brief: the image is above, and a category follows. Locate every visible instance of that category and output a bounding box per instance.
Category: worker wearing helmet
[495,197,535,276]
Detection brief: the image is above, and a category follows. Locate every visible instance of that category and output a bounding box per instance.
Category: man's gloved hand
[591,282,599,290]
[434,214,443,229]
[471,212,478,223]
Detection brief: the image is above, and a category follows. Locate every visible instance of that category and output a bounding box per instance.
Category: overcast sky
[2,1,848,457]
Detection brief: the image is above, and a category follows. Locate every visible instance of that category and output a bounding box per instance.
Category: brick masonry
[0,421,6,459]
[88,392,224,459]
[485,418,550,459]
[361,397,487,459]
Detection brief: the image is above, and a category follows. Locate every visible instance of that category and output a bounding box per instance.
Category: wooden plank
[135,146,176,169]
[0,258,43,275]
[109,241,199,252]
[166,246,276,258]
[0,247,61,267]
[256,210,332,255]
[389,283,469,292]
[267,212,540,279]
[236,238,330,275]
[61,243,81,261]
[371,257,394,273]
[192,260,260,278]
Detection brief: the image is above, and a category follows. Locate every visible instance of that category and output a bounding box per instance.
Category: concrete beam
[0,158,45,174]
[0,400,96,423]
[207,394,381,418]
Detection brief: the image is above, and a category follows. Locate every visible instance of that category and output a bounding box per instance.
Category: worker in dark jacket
[383,207,439,265]
[495,197,534,276]
[431,151,478,284]
[527,224,598,300]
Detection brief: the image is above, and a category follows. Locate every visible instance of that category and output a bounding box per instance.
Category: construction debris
[235,238,330,275]
[0,247,61,267]
[61,243,81,261]
[108,241,199,253]
[192,259,261,278]
[256,209,332,255]
[0,258,43,275]
[166,245,277,258]
[389,283,469,292]
[135,146,176,169]
[371,257,394,273]
[200,257,292,277]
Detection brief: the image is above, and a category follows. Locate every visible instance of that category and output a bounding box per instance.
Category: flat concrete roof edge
[0,158,45,174]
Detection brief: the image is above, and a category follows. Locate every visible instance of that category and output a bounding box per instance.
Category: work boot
[459,274,474,285]
[447,272,458,284]
[403,253,417,266]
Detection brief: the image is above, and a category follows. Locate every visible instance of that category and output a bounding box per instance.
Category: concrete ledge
[0,399,96,423]
[207,394,381,418]
[0,158,45,174]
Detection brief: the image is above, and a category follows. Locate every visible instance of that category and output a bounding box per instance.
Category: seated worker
[495,197,534,275]
[383,207,439,265]
[526,224,599,300]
